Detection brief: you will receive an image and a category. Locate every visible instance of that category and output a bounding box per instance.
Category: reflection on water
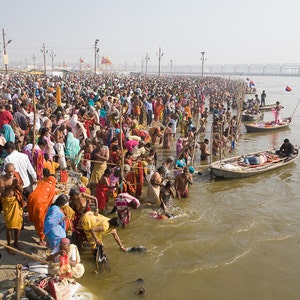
[78,76,300,300]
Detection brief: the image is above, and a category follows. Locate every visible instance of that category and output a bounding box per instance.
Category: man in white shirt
[3,141,37,195]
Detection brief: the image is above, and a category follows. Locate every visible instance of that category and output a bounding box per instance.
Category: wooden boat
[209,148,298,179]
[244,117,291,133]
[241,109,262,122]
[245,88,256,95]
[258,103,277,112]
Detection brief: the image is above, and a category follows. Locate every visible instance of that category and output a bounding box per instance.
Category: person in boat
[274,101,284,124]
[260,90,266,107]
[47,237,85,279]
[276,138,295,158]
[254,94,260,107]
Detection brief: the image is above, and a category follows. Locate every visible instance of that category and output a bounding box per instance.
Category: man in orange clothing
[27,169,57,246]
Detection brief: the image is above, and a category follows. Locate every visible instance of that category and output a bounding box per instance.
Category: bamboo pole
[31,88,37,160]
[219,120,223,161]
[191,101,201,166]
[119,103,125,193]
[0,242,49,264]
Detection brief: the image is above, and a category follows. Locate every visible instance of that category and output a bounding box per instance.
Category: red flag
[285,86,292,92]
[79,58,84,63]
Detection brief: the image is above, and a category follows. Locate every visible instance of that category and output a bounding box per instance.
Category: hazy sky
[2,0,300,68]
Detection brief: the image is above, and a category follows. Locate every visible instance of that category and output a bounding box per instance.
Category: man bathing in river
[174,166,193,198]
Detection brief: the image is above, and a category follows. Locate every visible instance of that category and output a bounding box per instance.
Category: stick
[291,99,300,119]
[31,87,37,161]
[0,242,49,264]
[191,101,201,165]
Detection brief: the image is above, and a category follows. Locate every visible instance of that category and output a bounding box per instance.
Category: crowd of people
[0,72,247,279]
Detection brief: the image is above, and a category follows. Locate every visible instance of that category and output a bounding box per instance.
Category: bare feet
[13,242,23,251]
[38,241,47,247]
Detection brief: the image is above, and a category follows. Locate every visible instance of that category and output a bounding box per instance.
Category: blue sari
[44,205,66,250]
[3,124,15,143]
[65,132,82,166]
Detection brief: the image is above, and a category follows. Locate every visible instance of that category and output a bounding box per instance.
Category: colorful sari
[44,205,66,250]
[96,178,110,211]
[81,211,111,245]
[27,176,57,242]
[3,124,15,142]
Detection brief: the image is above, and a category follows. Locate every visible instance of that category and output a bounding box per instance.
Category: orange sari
[27,176,57,241]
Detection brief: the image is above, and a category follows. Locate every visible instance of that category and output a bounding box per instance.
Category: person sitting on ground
[47,237,85,279]
[276,138,295,158]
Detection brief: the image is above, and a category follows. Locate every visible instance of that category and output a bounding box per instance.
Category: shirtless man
[199,138,210,161]
[174,166,193,198]
[0,163,24,254]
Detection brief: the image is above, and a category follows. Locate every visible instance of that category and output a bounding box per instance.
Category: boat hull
[244,118,291,132]
[258,103,277,112]
[209,149,298,179]
[241,111,262,122]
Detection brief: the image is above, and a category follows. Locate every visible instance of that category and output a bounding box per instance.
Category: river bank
[0,213,51,297]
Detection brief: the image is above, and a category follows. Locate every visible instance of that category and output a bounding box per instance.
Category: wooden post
[119,102,124,193]
[15,264,24,300]
[191,101,201,165]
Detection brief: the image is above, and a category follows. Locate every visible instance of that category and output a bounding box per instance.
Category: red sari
[96,178,110,211]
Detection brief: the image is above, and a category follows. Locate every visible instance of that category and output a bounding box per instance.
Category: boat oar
[0,242,49,264]
[291,99,300,119]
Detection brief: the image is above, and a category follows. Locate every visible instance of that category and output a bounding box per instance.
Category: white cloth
[54,143,67,169]
[3,150,37,188]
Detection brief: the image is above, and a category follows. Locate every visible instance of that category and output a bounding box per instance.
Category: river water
[78,76,300,300]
